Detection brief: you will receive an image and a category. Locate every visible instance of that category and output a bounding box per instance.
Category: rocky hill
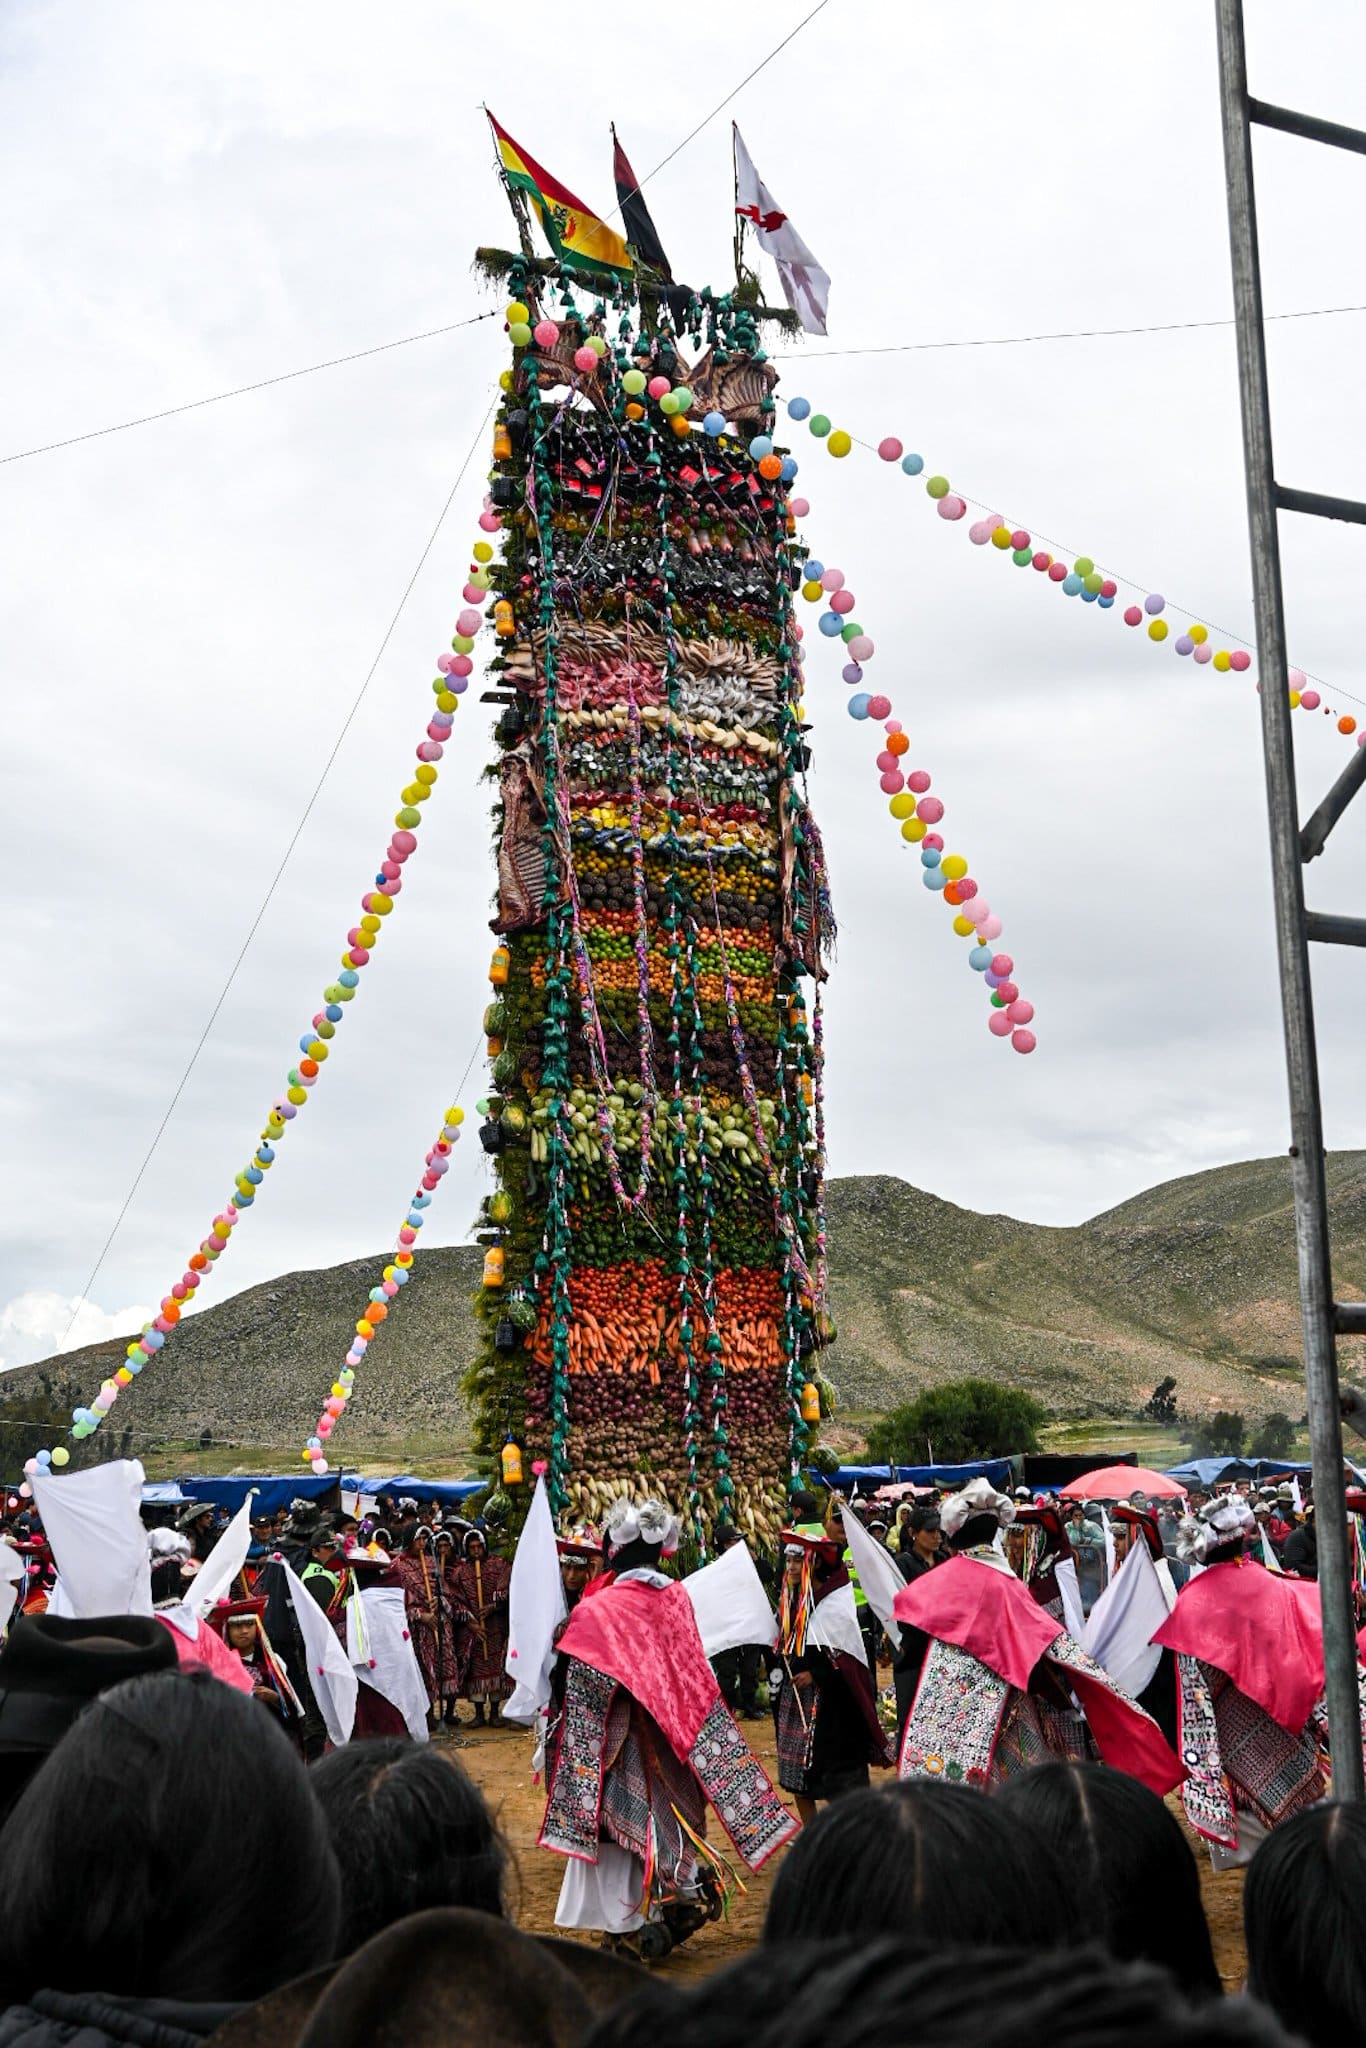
[7,1153,1366,1464]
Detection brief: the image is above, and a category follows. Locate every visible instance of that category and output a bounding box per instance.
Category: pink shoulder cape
[557,1578,717,1757]
[1153,1558,1325,1732]
[894,1552,1182,1796]
[157,1613,255,1695]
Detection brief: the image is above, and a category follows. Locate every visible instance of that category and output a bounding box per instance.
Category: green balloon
[1013,548,1033,566]
[622,368,646,395]
[672,386,693,410]
[1084,571,1104,594]
[1074,555,1095,577]
[840,621,862,643]
[808,414,831,437]
[660,391,680,416]
[926,475,950,499]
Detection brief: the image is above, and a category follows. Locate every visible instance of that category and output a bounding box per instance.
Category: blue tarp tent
[829,1460,1014,1492]
[140,1481,189,1505]
[344,1474,487,1508]
[178,1473,339,1517]
[1164,1456,1355,1489]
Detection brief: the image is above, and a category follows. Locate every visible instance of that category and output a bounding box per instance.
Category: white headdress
[148,1527,192,1564]
[939,1477,1017,1540]
[1175,1494,1257,1563]
[603,1495,679,1558]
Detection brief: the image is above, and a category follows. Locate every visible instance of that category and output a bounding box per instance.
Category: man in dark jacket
[891,1502,943,1741]
[1281,1508,1317,1579]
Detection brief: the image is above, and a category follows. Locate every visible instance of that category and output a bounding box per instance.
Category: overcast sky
[5,1,1366,1378]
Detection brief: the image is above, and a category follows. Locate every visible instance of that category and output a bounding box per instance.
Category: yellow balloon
[900,817,927,842]
[1148,618,1168,642]
[1290,689,1302,707]
[447,1105,465,1124]
[827,430,852,458]
[357,1319,374,1339]
[802,580,823,602]
[498,370,513,393]
[990,526,1013,549]
[941,854,968,881]
[287,1085,307,1106]
[889,793,916,819]
[473,541,493,563]
[1189,623,1208,644]
[505,301,530,325]
[308,1041,328,1061]
[436,690,457,712]
[415,764,438,786]
[360,915,380,934]
[953,915,976,936]
[1213,648,1231,671]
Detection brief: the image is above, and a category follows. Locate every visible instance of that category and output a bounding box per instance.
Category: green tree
[865,1379,1047,1467]
[1185,1410,1246,1460]
[1247,1411,1296,1461]
[1142,1377,1179,1425]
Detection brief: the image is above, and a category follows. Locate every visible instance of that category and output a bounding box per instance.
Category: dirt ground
[438,1705,1249,1989]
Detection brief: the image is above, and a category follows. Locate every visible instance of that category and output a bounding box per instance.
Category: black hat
[177,1502,215,1530]
[0,1614,177,1756]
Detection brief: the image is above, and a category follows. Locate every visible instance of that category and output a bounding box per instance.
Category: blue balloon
[1080,586,1098,603]
[901,452,924,475]
[923,868,948,891]
[258,1143,275,1163]
[847,693,872,719]
[788,396,811,420]
[968,946,992,972]
[143,1330,165,1352]
[806,559,824,580]
[920,848,941,868]
[703,410,726,436]
[818,611,844,637]
[412,1192,431,1208]
[1062,572,1083,596]
[307,1436,322,1452]
[325,1003,343,1022]
[749,435,773,459]
[407,1212,424,1230]
[339,969,359,988]
[298,1034,313,1054]
[780,456,798,481]
[1097,594,1114,609]
[393,1268,410,1285]
[236,1190,254,1207]
[246,1165,263,1184]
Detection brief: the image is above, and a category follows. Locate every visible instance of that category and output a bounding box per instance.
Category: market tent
[830,1461,1014,1493]
[1065,1464,1187,1501]
[140,1481,189,1505]
[343,1475,487,1509]
[179,1473,339,1518]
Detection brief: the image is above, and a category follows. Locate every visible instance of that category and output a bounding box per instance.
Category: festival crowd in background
[0,1455,1363,2046]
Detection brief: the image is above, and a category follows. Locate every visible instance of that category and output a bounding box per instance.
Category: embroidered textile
[1215,1670,1324,1830]
[1176,1654,1238,1848]
[774,1674,821,1792]
[689,1696,797,1869]
[599,1687,706,1887]
[542,1660,616,1859]
[898,1637,1011,1787]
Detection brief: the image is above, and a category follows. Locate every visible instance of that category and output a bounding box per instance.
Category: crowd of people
[0,1456,1363,2045]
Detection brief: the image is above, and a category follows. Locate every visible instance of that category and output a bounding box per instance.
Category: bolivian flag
[487,111,633,279]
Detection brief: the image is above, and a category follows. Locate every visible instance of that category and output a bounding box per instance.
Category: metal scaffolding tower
[1215,0,1365,1798]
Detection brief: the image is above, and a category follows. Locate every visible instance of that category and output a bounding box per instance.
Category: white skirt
[554,1841,649,1933]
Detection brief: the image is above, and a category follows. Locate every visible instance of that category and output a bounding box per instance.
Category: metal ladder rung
[1275,485,1366,524]
[1336,1303,1366,1336]
[1301,742,1366,862]
[1248,97,1366,156]
[1304,911,1366,947]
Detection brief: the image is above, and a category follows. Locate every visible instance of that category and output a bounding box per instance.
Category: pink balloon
[937,494,967,521]
[1123,604,1143,624]
[996,981,1019,1005]
[878,437,903,462]
[478,511,501,533]
[1011,1029,1037,1054]
[462,583,483,605]
[391,831,417,856]
[647,375,670,399]
[991,953,1014,977]
[988,1011,1014,1037]
[1010,529,1030,550]
[533,320,559,348]
[955,877,977,901]
[885,718,903,734]
[820,567,845,592]
[451,655,474,677]
[1049,562,1069,583]
[880,770,905,794]
[876,750,897,772]
[1006,999,1034,1025]
[1193,643,1213,665]
[574,346,598,373]
[1230,650,1251,672]
[1300,690,1321,710]
[791,497,810,518]
[979,915,1003,940]
[1288,668,1306,689]
[965,900,990,925]
[457,608,482,637]
[907,770,931,794]
[436,652,455,674]
[866,693,891,719]
[923,833,944,851]
[849,636,875,663]
[969,520,995,546]
[916,797,944,824]
[831,588,856,614]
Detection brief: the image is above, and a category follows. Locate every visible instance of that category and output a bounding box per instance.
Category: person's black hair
[762,1779,1079,1953]
[604,1536,662,1575]
[0,1670,340,2005]
[1244,1798,1366,2046]
[310,1737,507,1954]
[949,1511,1002,1550]
[582,1941,1291,2048]
[995,1762,1220,1998]
[788,1489,822,1522]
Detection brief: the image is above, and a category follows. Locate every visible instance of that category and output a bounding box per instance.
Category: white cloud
[0,1293,154,1376]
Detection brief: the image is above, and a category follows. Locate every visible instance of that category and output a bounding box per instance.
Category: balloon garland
[19,512,494,1487]
[780,391,1365,746]
[298,1104,465,1474]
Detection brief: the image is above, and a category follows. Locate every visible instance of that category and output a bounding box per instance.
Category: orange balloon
[369,1302,388,1322]
[758,453,782,480]
[943,882,964,906]
[625,402,645,420]
[1340,715,1358,735]
[299,1057,319,1078]
[670,415,691,438]
[189,1253,207,1271]
[887,731,910,756]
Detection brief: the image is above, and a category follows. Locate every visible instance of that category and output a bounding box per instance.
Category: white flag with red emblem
[733,124,830,336]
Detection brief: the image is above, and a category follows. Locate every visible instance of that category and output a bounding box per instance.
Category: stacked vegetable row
[466,270,832,1551]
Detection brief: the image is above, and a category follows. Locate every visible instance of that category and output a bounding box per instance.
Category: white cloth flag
[504,1474,567,1726]
[839,1503,903,1650]
[733,125,830,336]
[808,1579,867,1665]
[1099,1505,1116,1585]
[684,1538,778,1660]
[347,1585,430,1743]
[1083,1536,1170,1700]
[1055,1555,1087,1643]
[280,1560,357,1749]
[31,1459,152,1619]
[188,1493,256,1619]
[0,1544,23,1636]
